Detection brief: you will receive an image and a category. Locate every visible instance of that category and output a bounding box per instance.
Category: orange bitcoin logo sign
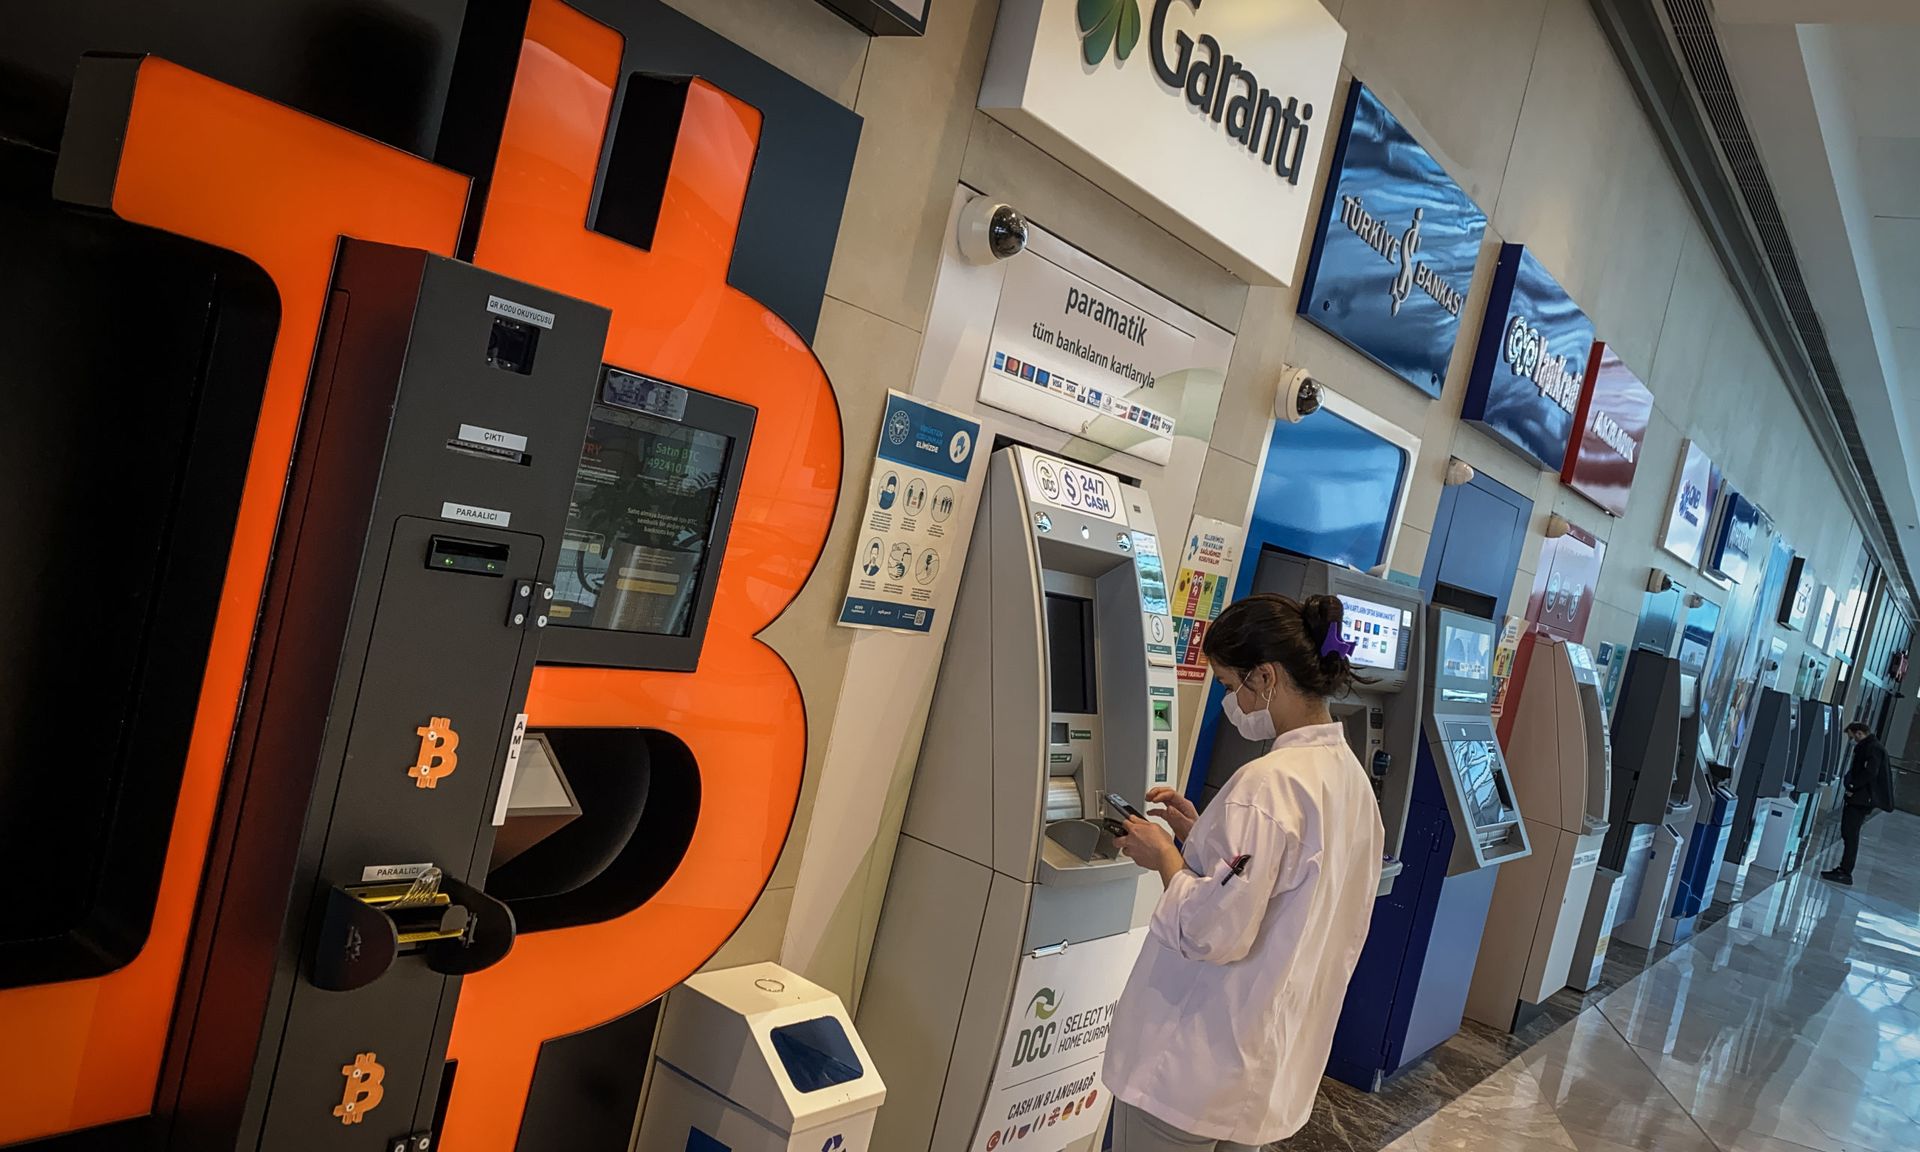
[408,717,460,789]
[443,2,843,1146]
[332,1052,385,1125]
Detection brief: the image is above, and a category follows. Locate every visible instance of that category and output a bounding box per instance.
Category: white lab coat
[1102,723,1384,1145]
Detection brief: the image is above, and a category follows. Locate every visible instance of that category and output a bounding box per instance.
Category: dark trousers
[1839,804,1878,875]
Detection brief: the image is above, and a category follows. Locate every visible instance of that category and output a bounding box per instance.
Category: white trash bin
[636,962,886,1152]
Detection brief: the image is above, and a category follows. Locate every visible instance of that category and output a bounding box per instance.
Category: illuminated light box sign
[1660,439,1721,568]
[1562,342,1651,518]
[1779,554,1817,631]
[1527,521,1606,644]
[1705,488,1765,586]
[981,247,1232,466]
[979,0,1346,285]
[1298,82,1488,398]
[1463,244,1594,472]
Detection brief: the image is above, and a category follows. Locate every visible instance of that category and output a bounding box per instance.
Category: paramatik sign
[1463,244,1595,472]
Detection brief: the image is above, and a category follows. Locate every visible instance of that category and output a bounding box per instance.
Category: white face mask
[1221,670,1277,743]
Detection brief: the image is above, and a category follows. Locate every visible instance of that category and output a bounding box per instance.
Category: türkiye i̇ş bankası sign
[979,0,1346,285]
[1299,82,1488,398]
[1463,244,1595,472]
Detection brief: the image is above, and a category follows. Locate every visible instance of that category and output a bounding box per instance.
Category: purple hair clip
[1320,629,1357,659]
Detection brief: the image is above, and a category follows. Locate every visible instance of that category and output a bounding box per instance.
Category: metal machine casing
[859,447,1175,1152]
[1468,633,1611,1028]
[161,241,609,1150]
[1198,551,1427,894]
[1424,608,1531,874]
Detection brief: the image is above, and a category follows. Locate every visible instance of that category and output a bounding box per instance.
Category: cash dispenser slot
[312,871,515,992]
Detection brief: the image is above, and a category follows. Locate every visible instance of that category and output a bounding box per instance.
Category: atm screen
[1338,595,1408,671]
[1441,623,1493,682]
[1047,593,1097,714]
[1452,737,1512,828]
[554,400,734,637]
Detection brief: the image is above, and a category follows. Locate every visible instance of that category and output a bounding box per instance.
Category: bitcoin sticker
[408,717,460,789]
[333,1052,385,1125]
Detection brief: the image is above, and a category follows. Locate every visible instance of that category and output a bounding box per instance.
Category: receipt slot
[859,447,1176,1152]
[1468,633,1610,1030]
[1196,550,1427,894]
[1428,609,1531,874]
[638,963,885,1152]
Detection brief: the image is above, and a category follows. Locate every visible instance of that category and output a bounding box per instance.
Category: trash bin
[637,962,886,1152]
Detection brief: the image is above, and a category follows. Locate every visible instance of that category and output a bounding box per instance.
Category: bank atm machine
[1192,550,1427,894]
[1781,699,1836,871]
[858,447,1177,1152]
[1326,606,1530,1089]
[1468,633,1610,1029]
[1723,688,1798,880]
[1616,673,1699,951]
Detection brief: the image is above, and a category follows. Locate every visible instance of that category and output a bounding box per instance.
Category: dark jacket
[1846,735,1896,813]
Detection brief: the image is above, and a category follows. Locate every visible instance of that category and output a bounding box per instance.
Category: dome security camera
[957,198,1029,264]
[1274,365,1323,423]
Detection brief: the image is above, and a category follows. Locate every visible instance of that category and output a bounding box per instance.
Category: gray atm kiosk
[859,447,1176,1152]
[1197,550,1426,894]
[1429,608,1532,873]
[1726,688,1798,865]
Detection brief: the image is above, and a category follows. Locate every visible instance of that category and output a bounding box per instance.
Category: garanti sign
[1463,244,1595,472]
[980,0,1346,285]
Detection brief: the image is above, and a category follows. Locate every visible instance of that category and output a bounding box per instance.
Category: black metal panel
[514,1000,664,1152]
[0,153,275,989]
[1600,649,1682,870]
[810,0,929,36]
[0,0,468,157]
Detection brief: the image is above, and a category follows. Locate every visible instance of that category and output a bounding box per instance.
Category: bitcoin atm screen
[555,393,733,637]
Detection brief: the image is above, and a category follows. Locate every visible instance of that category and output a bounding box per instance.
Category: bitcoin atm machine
[1468,632,1611,1030]
[858,447,1178,1152]
[1191,549,1427,894]
[156,242,609,1150]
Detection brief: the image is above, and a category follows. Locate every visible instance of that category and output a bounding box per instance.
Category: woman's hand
[1115,816,1185,887]
[1146,786,1199,841]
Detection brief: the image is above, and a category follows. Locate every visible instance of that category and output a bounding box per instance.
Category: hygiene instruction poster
[839,391,983,634]
[1172,516,1244,683]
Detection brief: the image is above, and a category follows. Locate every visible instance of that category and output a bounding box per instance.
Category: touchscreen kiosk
[1197,549,1426,894]
[1427,608,1531,873]
[541,367,754,672]
[1469,633,1611,1029]
[860,447,1177,1152]
[1726,688,1797,866]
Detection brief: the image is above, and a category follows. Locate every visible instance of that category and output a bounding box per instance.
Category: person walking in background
[1824,721,1896,886]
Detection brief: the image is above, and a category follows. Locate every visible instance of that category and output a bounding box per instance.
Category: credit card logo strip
[486,294,555,329]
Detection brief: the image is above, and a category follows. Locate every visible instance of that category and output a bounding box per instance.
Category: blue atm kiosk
[1325,607,1533,1088]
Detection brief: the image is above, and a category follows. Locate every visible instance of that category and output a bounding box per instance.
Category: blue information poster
[839,391,984,633]
[1298,83,1489,398]
[1463,243,1595,472]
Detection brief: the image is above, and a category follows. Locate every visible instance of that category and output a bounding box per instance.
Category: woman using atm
[1105,594,1384,1151]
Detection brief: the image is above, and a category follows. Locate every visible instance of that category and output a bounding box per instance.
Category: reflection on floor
[1285,808,1920,1151]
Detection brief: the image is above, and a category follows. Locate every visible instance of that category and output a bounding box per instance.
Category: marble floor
[1283,808,1920,1151]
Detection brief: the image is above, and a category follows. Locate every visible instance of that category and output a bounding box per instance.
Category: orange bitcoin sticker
[408,717,461,789]
[333,1052,386,1126]
[441,1,843,1145]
